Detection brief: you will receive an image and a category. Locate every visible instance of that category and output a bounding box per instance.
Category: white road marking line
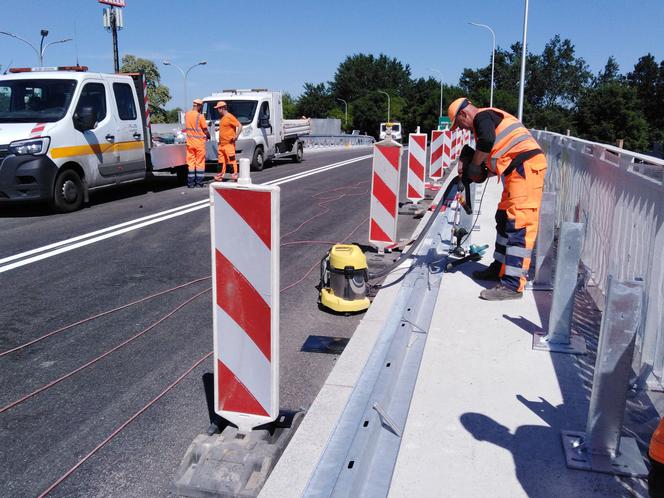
[0,154,372,274]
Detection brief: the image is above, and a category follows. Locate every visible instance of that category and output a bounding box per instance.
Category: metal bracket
[532,331,587,354]
[372,402,402,437]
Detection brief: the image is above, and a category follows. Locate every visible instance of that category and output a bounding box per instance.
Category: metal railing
[302,135,375,149]
[533,130,664,391]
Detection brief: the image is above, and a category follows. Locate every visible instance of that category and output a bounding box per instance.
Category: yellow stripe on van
[50,141,144,159]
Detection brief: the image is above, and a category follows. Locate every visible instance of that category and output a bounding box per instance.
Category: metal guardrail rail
[302,135,375,149]
[533,130,664,391]
[302,197,455,497]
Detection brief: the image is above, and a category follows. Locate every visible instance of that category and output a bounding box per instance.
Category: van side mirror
[259,116,270,128]
[74,106,96,131]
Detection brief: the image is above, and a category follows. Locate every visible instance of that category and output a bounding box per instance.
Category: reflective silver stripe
[496,234,508,246]
[490,135,533,169]
[493,251,505,263]
[506,246,532,258]
[504,264,526,277]
[494,122,524,144]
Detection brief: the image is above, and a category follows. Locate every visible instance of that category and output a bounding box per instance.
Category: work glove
[459,144,488,184]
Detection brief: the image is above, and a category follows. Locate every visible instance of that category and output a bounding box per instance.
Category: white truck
[0,66,188,212]
[379,122,402,142]
[201,90,310,171]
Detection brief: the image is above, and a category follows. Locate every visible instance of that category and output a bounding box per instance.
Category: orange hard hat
[650,417,664,464]
[448,97,470,129]
[214,101,227,109]
[193,98,203,105]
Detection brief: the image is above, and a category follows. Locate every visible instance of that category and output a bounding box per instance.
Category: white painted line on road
[0,154,372,274]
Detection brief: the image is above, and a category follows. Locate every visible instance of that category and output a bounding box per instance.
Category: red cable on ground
[37,351,213,498]
[0,287,211,415]
[0,276,211,358]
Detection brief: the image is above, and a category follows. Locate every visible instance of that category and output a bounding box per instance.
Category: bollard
[561,277,648,477]
[526,192,557,291]
[237,157,251,185]
[533,222,587,354]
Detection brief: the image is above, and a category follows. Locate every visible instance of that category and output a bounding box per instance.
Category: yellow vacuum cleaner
[319,244,370,313]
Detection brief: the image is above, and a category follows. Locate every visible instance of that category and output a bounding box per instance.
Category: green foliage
[164,107,182,123]
[282,92,298,119]
[296,82,334,118]
[119,54,171,123]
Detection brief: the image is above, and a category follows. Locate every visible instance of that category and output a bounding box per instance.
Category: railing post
[561,277,648,477]
[526,191,556,291]
[533,222,587,354]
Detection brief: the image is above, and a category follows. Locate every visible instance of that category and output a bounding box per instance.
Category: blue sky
[1,0,663,109]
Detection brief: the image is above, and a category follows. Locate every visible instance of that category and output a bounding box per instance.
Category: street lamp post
[517,0,529,121]
[0,30,72,66]
[428,68,444,118]
[377,90,391,123]
[336,98,348,129]
[469,22,496,107]
[163,60,207,110]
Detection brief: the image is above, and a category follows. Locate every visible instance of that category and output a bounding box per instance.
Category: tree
[164,107,181,123]
[329,54,412,102]
[296,82,334,118]
[119,54,171,123]
[282,92,298,119]
[596,56,622,85]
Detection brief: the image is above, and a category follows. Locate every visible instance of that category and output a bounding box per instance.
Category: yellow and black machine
[319,244,370,313]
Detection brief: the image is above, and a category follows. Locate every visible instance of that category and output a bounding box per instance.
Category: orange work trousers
[218,142,238,176]
[186,142,206,187]
[493,151,547,292]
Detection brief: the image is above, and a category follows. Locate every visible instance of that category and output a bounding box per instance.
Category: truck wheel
[251,147,265,171]
[292,146,303,163]
[52,169,84,213]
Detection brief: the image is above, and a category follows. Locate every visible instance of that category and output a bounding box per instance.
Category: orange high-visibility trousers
[186,143,206,186]
[493,151,547,292]
[218,142,238,176]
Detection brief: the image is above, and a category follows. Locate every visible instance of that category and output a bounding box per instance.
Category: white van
[201,90,310,171]
[0,66,186,212]
[379,122,402,142]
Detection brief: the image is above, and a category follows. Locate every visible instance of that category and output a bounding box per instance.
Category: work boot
[472,260,502,281]
[479,284,523,301]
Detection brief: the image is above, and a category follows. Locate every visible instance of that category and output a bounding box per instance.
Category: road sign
[369,141,402,251]
[438,116,451,130]
[99,0,126,6]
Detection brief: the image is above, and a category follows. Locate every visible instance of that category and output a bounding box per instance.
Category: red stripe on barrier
[410,156,425,179]
[217,359,269,416]
[377,144,400,170]
[372,172,396,217]
[370,218,392,242]
[431,146,442,163]
[217,189,271,248]
[412,135,426,149]
[407,184,422,199]
[216,250,271,360]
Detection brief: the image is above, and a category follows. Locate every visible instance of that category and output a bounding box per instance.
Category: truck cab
[0,67,149,212]
[379,122,402,143]
[201,90,309,171]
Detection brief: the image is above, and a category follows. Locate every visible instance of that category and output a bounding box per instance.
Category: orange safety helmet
[448,97,471,130]
[214,101,228,109]
[650,417,664,464]
[193,98,203,105]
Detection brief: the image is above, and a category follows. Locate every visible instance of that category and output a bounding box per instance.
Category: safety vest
[650,417,664,463]
[184,111,207,143]
[475,107,540,176]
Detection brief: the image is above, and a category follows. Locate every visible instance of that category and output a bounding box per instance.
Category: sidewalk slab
[389,180,642,497]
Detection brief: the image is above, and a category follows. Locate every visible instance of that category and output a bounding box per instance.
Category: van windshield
[0,79,77,123]
[203,100,257,125]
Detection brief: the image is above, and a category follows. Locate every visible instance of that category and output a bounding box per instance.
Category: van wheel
[292,146,303,163]
[52,170,84,213]
[251,147,265,171]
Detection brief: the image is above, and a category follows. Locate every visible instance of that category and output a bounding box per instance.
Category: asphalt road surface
[0,146,427,497]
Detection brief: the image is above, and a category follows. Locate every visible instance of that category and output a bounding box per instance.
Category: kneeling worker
[184,98,210,188]
[214,101,243,181]
[448,98,547,301]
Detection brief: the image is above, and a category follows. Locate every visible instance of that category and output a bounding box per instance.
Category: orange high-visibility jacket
[184,110,208,145]
[650,417,664,463]
[473,107,541,177]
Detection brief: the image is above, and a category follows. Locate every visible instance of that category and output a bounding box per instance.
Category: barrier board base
[532,331,588,355]
[172,411,303,498]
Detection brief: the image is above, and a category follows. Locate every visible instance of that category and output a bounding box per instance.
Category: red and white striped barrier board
[429,130,444,180]
[442,130,452,170]
[210,183,280,431]
[369,142,402,251]
[407,133,427,202]
[451,130,459,161]
[29,123,46,138]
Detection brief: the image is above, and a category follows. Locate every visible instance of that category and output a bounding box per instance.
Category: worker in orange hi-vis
[184,98,210,188]
[214,101,243,182]
[649,417,664,497]
[448,97,547,301]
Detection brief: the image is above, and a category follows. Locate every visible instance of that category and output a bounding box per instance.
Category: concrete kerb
[259,177,453,498]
